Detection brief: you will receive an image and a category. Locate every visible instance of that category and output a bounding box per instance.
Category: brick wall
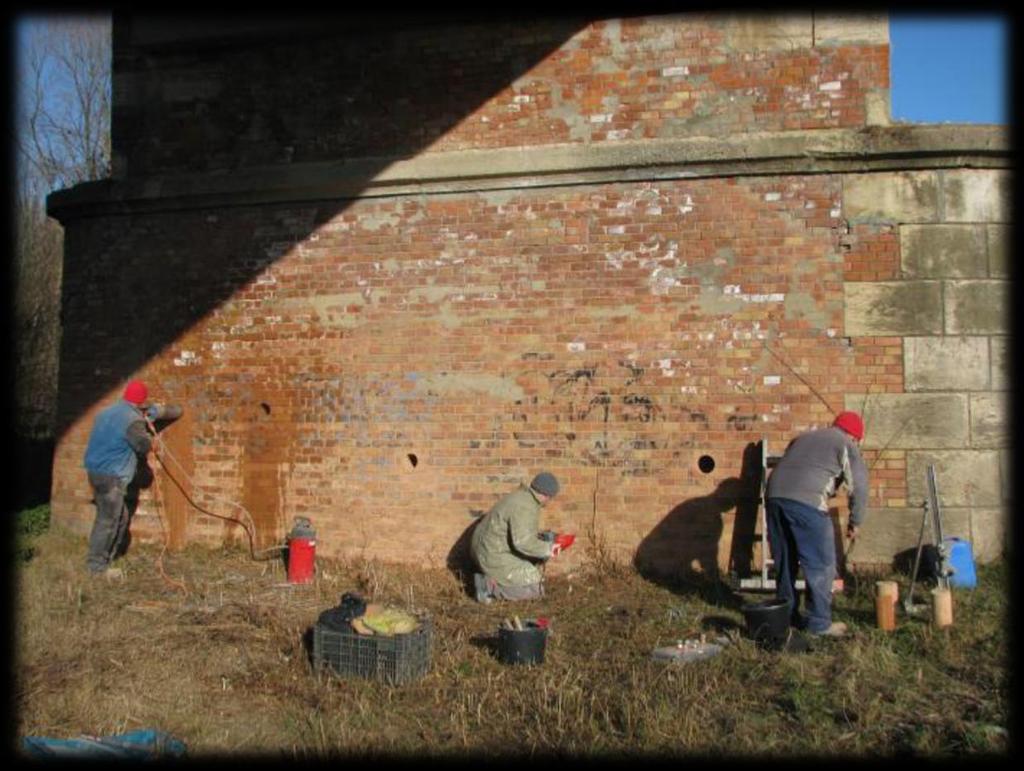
[51,14,1009,579]
[111,14,888,177]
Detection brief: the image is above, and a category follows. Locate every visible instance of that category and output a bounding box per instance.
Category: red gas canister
[287,517,316,584]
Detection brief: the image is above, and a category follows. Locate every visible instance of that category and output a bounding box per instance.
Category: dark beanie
[530,472,560,498]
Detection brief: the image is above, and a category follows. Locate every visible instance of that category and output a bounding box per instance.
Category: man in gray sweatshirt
[766,411,867,637]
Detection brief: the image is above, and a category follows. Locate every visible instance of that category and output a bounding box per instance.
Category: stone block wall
[842,168,1011,563]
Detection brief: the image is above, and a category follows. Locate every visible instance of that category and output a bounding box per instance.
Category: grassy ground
[14,511,1009,759]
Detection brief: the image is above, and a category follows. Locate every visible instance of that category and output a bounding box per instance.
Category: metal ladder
[736,437,786,591]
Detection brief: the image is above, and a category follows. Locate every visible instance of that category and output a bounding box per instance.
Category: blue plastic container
[945,537,977,589]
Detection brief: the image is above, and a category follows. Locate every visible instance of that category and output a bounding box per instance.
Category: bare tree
[13,16,111,507]
[18,16,112,191]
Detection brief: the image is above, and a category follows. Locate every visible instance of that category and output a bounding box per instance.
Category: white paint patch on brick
[830,208,842,218]
[608,225,626,235]
[662,65,690,77]
[764,192,782,202]
[763,375,782,386]
[737,292,782,303]
[513,95,531,103]
[678,194,695,214]
[724,285,741,295]
[568,341,586,353]
[590,113,613,123]
[680,385,699,394]
[826,328,837,338]
[607,130,630,140]
[649,267,680,294]
[174,350,199,367]
[646,206,662,215]
[820,81,842,91]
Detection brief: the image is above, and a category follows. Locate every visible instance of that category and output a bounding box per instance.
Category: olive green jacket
[470,484,554,587]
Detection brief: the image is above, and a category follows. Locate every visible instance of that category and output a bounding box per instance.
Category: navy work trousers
[766,497,836,633]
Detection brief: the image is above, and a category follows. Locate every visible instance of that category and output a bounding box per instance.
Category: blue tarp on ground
[21,728,187,759]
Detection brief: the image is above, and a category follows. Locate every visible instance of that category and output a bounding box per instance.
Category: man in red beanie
[82,380,155,577]
[765,411,867,637]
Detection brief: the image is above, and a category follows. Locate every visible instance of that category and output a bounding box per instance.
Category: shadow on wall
[51,17,590,442]
[446,516,483,600]
[633,441,762,605]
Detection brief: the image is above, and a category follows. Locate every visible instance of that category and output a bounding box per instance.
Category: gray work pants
[86,473,130,574]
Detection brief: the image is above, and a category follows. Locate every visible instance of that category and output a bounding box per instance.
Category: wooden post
[875,580,898,631]
[932,588,953,628]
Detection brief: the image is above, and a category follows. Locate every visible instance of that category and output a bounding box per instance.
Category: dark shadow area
[894,545,937,579]
[12,437,54,512]
[727,440,766,578]
[50,16,592,443]
[699,614,745,636]
[446,516,482,600]
[468,632,501,661]
[634,442,762,609]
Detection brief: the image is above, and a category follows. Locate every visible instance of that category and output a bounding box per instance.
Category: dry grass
[14,522,1009,759]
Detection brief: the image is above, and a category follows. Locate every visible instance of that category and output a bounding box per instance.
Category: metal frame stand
[903,464,953,617]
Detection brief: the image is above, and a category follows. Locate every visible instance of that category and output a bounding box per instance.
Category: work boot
[810,621,847,637]
[473,573,494,605]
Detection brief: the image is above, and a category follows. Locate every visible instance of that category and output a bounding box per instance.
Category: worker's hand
[550,542,562,558]
[846,522,859,540]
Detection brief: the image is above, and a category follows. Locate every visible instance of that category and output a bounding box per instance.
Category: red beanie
[123,380,148,405]
[833,411,864,441]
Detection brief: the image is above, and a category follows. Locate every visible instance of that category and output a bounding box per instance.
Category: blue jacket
[83,400,152,484]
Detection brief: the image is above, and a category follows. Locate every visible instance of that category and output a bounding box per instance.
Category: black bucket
[741,599,790,646]
[497,627,548,665]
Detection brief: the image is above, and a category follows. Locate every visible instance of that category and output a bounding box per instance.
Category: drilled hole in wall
[698,455,715,474]
[407,453,419,468]
[259,402,271,415]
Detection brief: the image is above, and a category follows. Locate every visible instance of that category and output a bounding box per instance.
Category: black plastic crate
[312,617,432,685]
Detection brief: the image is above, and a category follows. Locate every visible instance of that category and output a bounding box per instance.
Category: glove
[550,542,562,558]
[554,533,576,551]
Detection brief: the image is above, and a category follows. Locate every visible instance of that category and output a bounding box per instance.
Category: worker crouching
[470,472,565,604]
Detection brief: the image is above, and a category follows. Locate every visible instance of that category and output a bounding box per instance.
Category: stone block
[906,450,1003,508]
[845,393,968,449]
[852,507,928,565]
[987,224,1008,277]
[989,337,1008,391]
[903,336,989,391]
[844,281,942,336]
[937,508,1007,563]
[942,169,1011,223]
[944,280,1008,335]
[813,14,889,46]
[899,224,988,278]
[970,392,1008,449]
[719,15,813,52]
[843,171,939,224]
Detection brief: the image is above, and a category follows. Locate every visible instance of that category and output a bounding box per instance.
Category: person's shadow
[446,514,483,599]
[633,442,762,608]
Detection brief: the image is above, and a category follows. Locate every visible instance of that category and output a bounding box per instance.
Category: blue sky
[889,14,1008,124]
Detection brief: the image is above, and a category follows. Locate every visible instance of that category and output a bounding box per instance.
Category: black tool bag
[317,592,368,632]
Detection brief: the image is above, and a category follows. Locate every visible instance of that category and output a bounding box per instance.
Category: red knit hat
[833,411,864,441]
[123,380,148,405]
